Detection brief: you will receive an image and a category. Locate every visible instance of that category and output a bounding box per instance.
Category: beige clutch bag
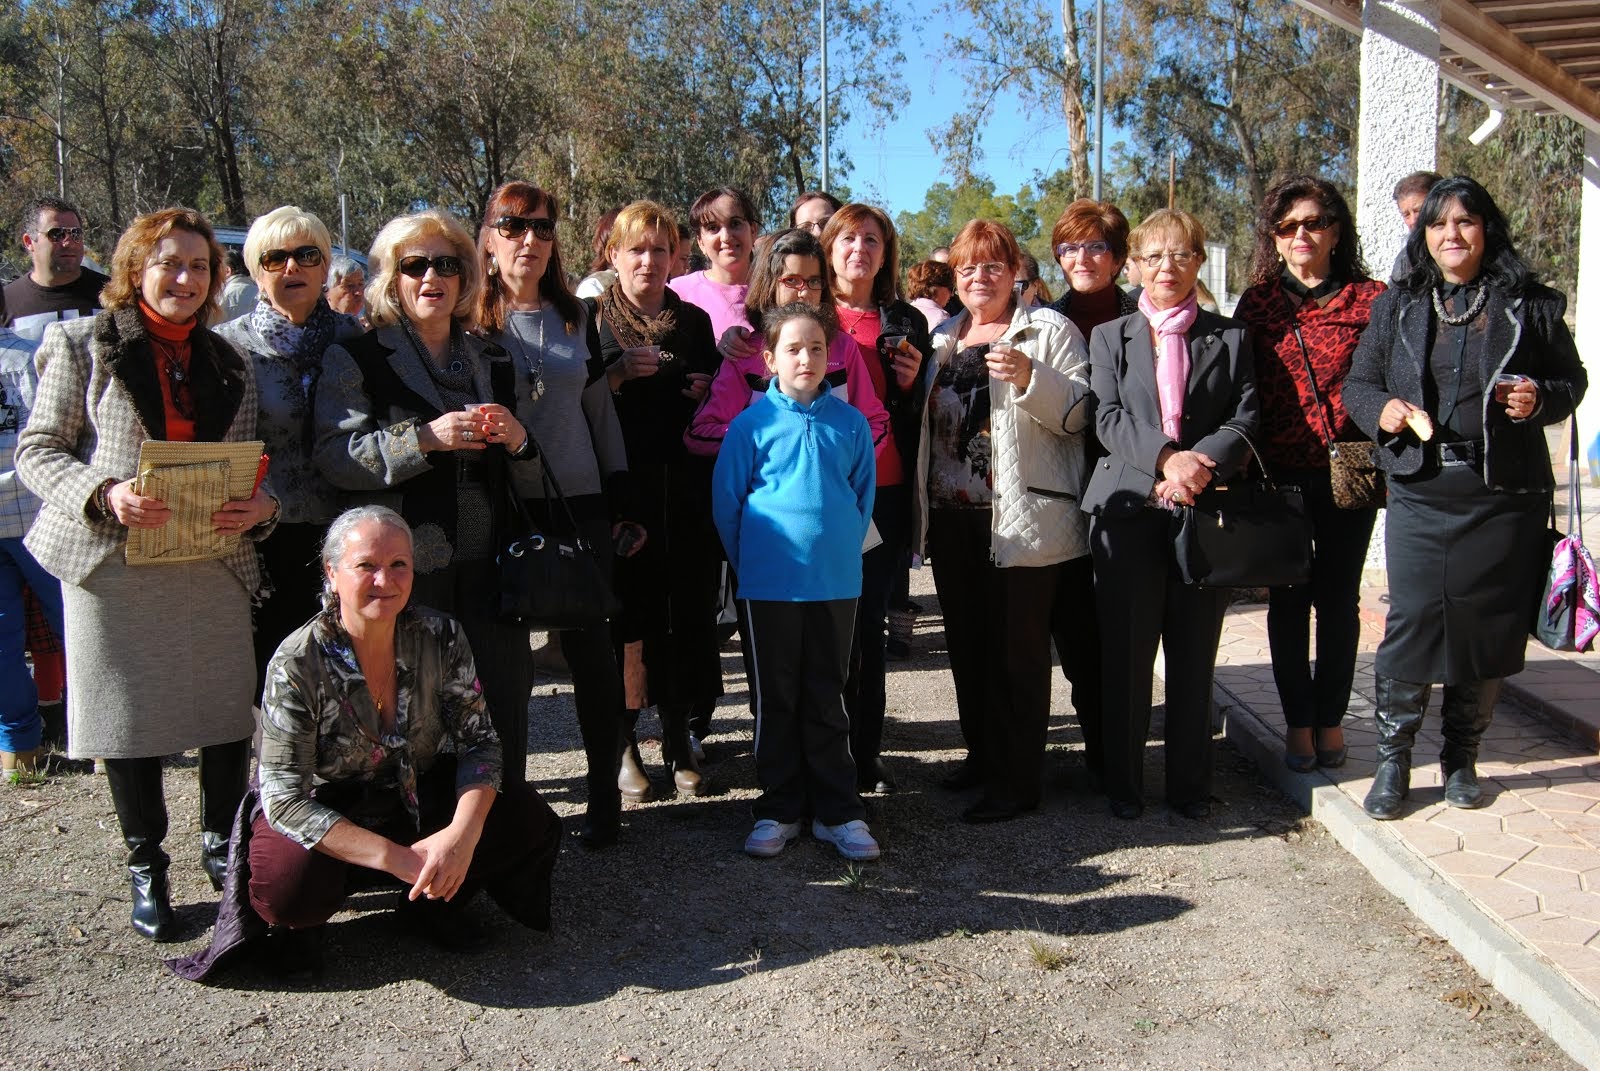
[127,440,265,565]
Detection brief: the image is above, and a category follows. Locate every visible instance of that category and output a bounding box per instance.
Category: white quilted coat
[911,304,1092,568]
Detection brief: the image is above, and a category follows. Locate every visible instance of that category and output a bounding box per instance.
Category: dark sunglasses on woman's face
[397,255,464,279]
[258,245,324,272]
[493,216,557,241]
[1272,215,1335,239]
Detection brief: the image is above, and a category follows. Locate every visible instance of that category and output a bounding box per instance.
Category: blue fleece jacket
[712,379,876,602]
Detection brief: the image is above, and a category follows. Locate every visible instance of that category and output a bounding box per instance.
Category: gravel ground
[0,578,1579,1070]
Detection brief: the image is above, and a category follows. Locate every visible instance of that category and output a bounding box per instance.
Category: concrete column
[1577,129,1600,485]
[1356,0,1440,584]
[1356,0,1440,277]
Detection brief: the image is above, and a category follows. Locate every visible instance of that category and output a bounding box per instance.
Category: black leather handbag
[496,436,620,630]
[1174,426,1313,588]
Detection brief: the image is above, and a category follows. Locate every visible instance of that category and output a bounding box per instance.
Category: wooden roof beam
[1439,0,1600,133]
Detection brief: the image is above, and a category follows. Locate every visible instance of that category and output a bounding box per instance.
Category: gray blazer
[1342,282,1586,493]
[16,308,270,589]
[1080,307,1260,518]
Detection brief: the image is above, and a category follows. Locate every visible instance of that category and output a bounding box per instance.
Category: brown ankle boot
[617,713,652,802]
[659,704,706,797]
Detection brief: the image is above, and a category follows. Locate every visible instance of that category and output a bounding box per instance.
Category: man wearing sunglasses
[3,197,109,340]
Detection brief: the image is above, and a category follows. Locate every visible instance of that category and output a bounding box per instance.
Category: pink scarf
[1139,289,1198,441]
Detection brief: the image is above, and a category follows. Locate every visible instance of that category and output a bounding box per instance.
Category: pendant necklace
[508,308,546,402]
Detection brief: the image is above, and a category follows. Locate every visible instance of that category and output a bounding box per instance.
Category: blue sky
[831,3,1082,218]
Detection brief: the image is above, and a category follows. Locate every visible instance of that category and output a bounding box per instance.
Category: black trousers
[927,508,1064,808]
[1267,467,1377,730]
[845,484,911,770]
[253,521,329,702]
[1050,554,1105,775]
[1091,508,1227,806]
[412,560,535,786]
[743,598,862,826]
[525,495,624,806]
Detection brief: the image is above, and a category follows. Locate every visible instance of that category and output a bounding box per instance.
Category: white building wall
[1356,0,1440,276]
[1577,130,1600,485]
[1356,0,1441,581]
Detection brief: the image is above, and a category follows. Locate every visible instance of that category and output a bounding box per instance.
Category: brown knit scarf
[599,281,678,348]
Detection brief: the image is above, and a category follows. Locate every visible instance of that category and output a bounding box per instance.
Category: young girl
[711,304,879,861]
[686,229,888,456]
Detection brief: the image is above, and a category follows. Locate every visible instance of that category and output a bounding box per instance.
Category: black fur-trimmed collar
[98,306,247,442]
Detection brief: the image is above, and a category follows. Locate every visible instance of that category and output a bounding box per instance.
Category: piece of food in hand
[1404,409,1435,442]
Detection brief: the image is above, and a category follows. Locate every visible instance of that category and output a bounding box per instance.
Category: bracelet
[92,479,117,523]
[510,436,536,460]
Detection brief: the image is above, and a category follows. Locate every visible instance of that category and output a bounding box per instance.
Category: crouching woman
[171,506,561,980]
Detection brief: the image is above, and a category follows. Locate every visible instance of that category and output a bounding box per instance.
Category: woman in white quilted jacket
[910,219,1093,823]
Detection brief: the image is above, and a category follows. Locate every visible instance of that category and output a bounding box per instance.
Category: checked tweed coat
[16,307,271,589]
[15,308,270,758]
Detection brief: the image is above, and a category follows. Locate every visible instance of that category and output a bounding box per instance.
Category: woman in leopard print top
[1236,176,1384,774]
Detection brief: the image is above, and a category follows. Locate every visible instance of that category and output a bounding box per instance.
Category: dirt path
[0,578,1578,1070]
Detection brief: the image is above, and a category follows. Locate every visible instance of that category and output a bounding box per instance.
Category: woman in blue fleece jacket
[712,304,879,862]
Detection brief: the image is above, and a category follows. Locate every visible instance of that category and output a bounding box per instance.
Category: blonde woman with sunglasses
[314,209,540,787]
[216,206,365,698]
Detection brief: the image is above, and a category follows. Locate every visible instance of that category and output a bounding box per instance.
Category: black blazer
[1080,307,1259,518]
[1342,283,1586,493]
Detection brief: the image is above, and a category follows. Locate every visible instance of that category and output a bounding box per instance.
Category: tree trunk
[1059,0,1091,199]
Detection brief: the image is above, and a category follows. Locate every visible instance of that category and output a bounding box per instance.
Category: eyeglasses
[955,262,1008,279]
[162,354,195,421]
[1055,240,1111,259]
[1135,250,1198,269]
[776,274,824,293]
[397,255,463,279]
[258,245,324,272]
[798,220,828,235]
[1271,215,1335,239]
[42,226,84,243]
[493,216,557,242]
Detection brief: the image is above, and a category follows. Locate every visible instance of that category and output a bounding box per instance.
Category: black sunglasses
[258,245,324,272]
[493,216,557,241]
[397,255,464,279]
[1272,215,1336,239]
[43,226,84,243]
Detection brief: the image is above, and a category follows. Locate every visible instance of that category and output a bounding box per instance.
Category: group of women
[10,171,1585,974]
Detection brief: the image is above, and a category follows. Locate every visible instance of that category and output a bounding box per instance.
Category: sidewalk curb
[1214,677,1600,1070]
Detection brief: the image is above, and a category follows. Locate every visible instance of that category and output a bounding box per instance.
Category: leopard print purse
[1292,325,1385,511]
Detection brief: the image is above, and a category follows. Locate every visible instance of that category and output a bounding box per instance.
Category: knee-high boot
[103,757,177,941]
[198,738,250,890]
[575,703,622,849]
[616,709,652,803]
[658,702,705,797]
[1440,678,1499,809]
[1362,675,1432,821]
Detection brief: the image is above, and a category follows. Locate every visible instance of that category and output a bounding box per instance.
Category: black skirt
[1377,462,1549,684]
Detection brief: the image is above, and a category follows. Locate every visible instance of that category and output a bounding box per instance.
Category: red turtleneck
[138,299,198,441]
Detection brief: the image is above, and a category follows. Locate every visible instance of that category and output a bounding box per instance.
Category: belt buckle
[1439,442,1473,466]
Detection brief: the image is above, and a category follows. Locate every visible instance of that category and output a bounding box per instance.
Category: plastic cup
[1493,374,1523,403]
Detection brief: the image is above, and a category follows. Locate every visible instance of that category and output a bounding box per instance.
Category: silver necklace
[1432,285,1487,327]
[506,307,546,402]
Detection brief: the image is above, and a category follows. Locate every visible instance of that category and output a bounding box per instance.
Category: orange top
[138,300,197,442]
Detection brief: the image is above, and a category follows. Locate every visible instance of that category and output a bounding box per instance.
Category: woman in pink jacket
[685,228,888,456]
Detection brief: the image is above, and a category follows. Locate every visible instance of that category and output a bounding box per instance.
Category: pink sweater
[685,333,890,456]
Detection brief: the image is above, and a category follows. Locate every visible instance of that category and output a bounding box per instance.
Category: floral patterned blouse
[259,606,502,849]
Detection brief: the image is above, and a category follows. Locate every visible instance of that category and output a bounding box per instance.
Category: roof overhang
[1292,0,1600,136]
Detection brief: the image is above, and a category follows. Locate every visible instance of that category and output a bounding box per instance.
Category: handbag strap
[499,432,598,557]
[1210,423,1280,489]
[1565,416,1582,539]
[1288,323,1340,451]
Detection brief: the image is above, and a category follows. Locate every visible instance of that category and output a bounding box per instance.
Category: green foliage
[1438,93,1583,297]
[895,177,1046,264]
